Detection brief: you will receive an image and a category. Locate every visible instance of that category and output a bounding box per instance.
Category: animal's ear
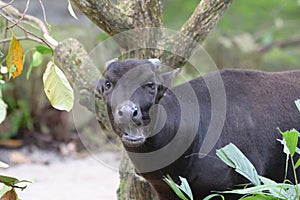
[105,58,118,69]
[148,58,161,70]
[160,68,180,87]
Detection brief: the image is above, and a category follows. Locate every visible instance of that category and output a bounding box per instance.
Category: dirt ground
[1,149,120,200]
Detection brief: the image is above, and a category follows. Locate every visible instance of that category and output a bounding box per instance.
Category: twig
[0,0,14,10]
[0,11,55,49]
[38,0,49,27]
[1,19,9,50]
[7,0,30,29]
[0,36,43,44]
[0,1,58,48]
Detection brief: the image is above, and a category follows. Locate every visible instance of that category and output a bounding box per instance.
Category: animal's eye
[104,80,112,91]
[145,82,156,90]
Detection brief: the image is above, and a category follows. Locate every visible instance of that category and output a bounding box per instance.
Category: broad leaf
[6,35,24,79]
[43,61,74,112]
[67,0,78,20]
[216,143,261,186]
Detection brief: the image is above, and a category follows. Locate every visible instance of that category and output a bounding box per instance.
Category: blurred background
[0,0,299,199]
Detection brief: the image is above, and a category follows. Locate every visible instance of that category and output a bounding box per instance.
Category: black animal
[98,58,300,199]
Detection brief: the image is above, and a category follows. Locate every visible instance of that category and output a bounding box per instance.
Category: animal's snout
[115,101,142,125]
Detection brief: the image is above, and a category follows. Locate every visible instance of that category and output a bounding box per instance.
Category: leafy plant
[166,99,300,200]
[0,160,30,200]
[0,1,76,126]
[164,175,194,200]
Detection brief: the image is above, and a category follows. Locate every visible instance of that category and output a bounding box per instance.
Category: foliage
[164,175,194,200]
[6,34,23,79]
[0,97,32,139]
[0,1,75,130]
[0,81,7,124]
[0,160,30,200]
[43,61,74,112]
[166,100,300,200]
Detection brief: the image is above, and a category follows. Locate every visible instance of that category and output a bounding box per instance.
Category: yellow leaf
[6,35,24,79]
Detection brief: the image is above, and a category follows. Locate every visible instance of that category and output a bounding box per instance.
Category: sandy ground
[1,151,120,200]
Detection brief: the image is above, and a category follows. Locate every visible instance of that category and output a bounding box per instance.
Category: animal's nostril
[115,101,141,124]
[133,109,138,118]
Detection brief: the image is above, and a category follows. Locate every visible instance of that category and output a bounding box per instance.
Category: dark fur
[99,59,300,199]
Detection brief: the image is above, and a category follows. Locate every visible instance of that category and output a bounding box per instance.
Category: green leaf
[0,175,18,186]
[295,158,300,169]
[281,129,299,156]
[259,176,289,198]
[164,175,189,200]
[0,183,12,198]
[67,0,78,20]
[220,183,293,199]
[216,143,261,186]
[0,175,31,189]
[295,99,300,113]
[178,177,194,200]
[203,194,225,200]
[26,50,43,80]
[0,92,7,124]
[31,51,43,67]
[43,61,74,112]
[35,45,52,55]
[0,161,9,169]
[239,194,278,200]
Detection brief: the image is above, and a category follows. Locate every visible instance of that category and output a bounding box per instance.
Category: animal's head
[98,58,179,148]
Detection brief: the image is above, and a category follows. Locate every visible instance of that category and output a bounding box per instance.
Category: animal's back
[179,69,300,199]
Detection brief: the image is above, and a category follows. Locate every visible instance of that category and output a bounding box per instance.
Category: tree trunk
[65,0,232,199]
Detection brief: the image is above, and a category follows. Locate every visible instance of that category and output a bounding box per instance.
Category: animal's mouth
[119,125,145,148]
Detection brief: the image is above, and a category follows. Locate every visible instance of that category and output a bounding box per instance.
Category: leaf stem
[290,156,300,199]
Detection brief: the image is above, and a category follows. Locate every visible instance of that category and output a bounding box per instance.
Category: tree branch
[181,0,232,43]
[160,0,232,68]
[0,36,43,44]
[124,0,162,28]
[0,1,58,48]
[257,37,300,53]
[71,0,133,35]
